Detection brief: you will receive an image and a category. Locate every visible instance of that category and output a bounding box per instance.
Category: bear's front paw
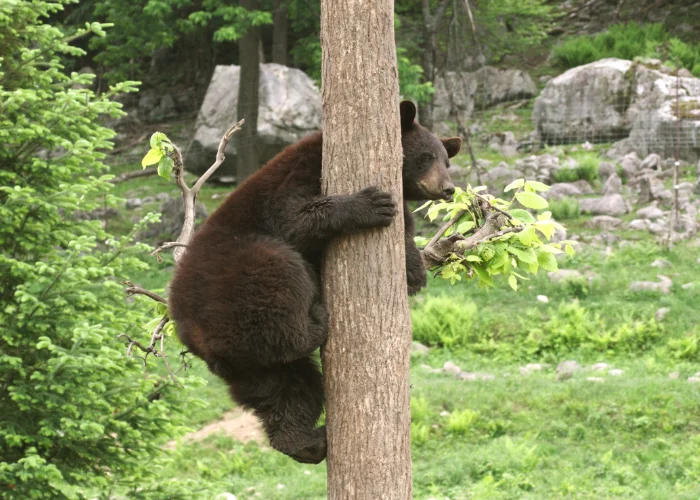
[355,186,397,228]
[407,265,427,296]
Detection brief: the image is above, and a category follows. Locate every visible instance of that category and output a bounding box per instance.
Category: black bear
[168,100,460,464]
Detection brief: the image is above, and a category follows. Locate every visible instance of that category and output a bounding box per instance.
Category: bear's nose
[442,183,455,198]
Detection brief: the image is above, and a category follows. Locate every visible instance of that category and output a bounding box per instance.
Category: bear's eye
[422,153,435,162]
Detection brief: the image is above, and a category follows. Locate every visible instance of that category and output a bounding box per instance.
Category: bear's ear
[441,137,462,158]
[399,100,417,131]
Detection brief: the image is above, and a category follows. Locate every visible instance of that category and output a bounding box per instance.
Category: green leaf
[515,192,549,210]
[508,274,518,291]
[518,226,536,246]
[535,221,555,240]
[507,246,537,264]
[508,209,535,223]
[537,251,558,272]
[524,180,550,192]
[504,179,525,192]
[537,211,552,221]
[464,254,482,263]
[565,243,575,256]
[141,148,163,168]
[457,220,476,234]
[157,156,175,179]
[413,200,433,213]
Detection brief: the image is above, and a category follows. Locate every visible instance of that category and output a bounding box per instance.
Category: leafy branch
[417,179,577,289]
[119,120,245,377]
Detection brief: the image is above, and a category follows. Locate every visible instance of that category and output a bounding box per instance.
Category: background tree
[320,0,412,498]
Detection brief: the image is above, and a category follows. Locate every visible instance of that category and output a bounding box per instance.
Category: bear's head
[400,100,461,201]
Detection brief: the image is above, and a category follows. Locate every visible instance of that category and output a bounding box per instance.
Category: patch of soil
[165,409,265,450]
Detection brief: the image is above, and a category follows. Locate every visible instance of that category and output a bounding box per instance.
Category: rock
[526,363,545,371]
[432,67,537,125]
[688,377,700,384]
[669,371,680,380]
[139,197,208,242]
[215,494,237,500]
[629,275,673,294]
[142,196,155,204]
[650,259,671,268]
[682,282,695,290]
[74,207,119,221]
[481,164,523,193]
[601,173,622,195]
[620,152,642,180]
[545,182,582,200]
[411,342,430,355]
[629,219,651,231]
[694,177,700,195]
[536,295,549,303]
[655,307,671,321]
[487,131,519,157]
[636,202,664,220]
[640,153,663,170]
[156,192,171,202]
[582,141,594,151]
[572,180,594,195]
[538,75,553,85]
[548,269,583,284]
[579,194,627,216]
[534,59,634,144]
[458,372,495,381]
[557,360,581,380]
[186,63,322,177]
[519,366,530,376]
[150,94,177,120]
[609,369,624,376]
[587,377,605,383]
[591,363,609,371]
[637,174,672,204]
[535,58,700,162]
[584,215,623,230]
[125,198,143,210]
[442,361,462,376]
[598,162,617,182]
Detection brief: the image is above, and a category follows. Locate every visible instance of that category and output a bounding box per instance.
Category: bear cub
[168,101,461,464]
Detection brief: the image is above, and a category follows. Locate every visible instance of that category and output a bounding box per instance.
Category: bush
[411,296,478,348]
[549,198,581,220]
[552,22,700,77]
[553,156,599,183]
[0,2,204,497]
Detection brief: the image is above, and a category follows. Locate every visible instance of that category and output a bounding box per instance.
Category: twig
[149,242,189,263]
[117,316,178,384]
[111,167,158,184]
[121,281,167,304]
[426,209,468,250]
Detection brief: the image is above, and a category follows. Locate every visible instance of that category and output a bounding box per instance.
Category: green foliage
[412,297,478,348]
[0,2,204,496]
[142,132,175,179]
[73,0,272,83]
[552,22,700,76]
[415,180,576,290]
[548,197,581,220]
[553,156,599,183]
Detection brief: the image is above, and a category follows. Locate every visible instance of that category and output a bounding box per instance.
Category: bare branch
[192,119,245,194]
[149,242,189,263]
[121,281,167,304]
[110,167,158,184]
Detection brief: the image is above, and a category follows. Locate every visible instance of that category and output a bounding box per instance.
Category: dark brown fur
[168,101,461,464]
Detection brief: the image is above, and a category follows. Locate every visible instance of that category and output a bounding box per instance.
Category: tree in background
[320,0,413,497]
[0,2,205,497]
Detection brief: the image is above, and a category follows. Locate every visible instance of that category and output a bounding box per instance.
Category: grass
[105,142,700,499]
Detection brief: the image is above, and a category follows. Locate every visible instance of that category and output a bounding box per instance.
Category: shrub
[411,296,478,348]
[552,22,700,76]
[549,197,581,220]
[553,156,599,184]
[0,2,204,496]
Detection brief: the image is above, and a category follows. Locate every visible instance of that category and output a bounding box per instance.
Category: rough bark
[236,0,261,182]
[320,0,412,498]
[272,0,288,65]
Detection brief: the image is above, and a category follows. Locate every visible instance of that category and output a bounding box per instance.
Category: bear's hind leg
[232,356,326,464]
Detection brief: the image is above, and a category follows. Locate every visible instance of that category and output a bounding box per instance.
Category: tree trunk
[236,0,261,182]
[419,0,449,130]
[320,1,412,499]
[272,0,288,65]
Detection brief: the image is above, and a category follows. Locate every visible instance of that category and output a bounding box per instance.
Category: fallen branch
[111,166,158,184]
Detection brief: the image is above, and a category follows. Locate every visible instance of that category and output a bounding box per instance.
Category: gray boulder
[598,161,617,182]
[601,173,622,195]
[584,215,623,230]
[637,174,671,204]
[636,201,664,220]
[185,63,321,177]
[139,197,208,242]
[629,275,673,294]
[544,182,582,200]
[579,194,628,216]
[433,66,537,125]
